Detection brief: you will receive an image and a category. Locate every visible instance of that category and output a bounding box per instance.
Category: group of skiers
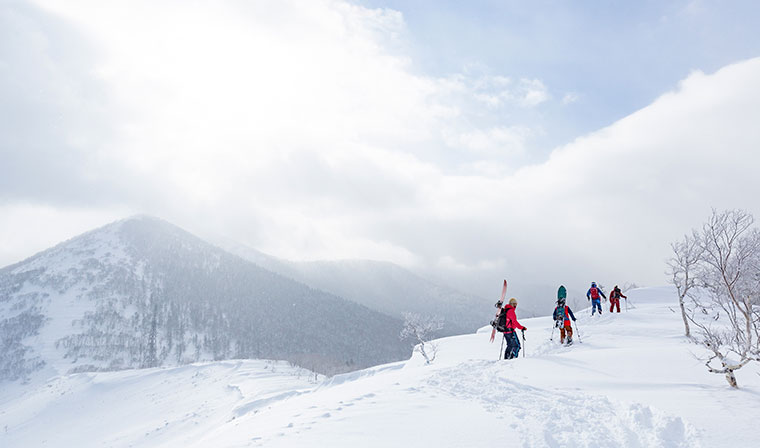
[490,283,628,357]
[586,282,628,315]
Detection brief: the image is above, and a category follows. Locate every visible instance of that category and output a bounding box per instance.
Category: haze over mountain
[217,241,492,334]
[0,216,411,381]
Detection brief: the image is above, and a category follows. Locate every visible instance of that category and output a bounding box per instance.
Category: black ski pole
[521,329,526,357]
[499,334,504,360]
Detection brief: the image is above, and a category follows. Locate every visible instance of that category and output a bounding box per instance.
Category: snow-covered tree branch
[667,232,703,338]
[670,209,760,387]
[399,312,444,365]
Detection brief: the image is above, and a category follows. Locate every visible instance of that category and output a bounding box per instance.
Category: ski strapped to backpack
[490,279,508,343]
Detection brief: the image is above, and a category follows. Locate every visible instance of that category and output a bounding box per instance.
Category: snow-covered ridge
[0,216,410,381]
[216,239,491,334]
[3,287,758,447]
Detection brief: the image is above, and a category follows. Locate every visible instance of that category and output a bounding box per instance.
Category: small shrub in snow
[399,312,444,365]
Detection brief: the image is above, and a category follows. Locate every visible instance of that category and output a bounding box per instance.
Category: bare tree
[399,312,444,365]
[671,209,760,387]
[667,232,703,338]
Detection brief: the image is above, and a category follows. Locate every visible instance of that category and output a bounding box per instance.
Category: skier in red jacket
[495,298,527,359]
[609,285,627,313]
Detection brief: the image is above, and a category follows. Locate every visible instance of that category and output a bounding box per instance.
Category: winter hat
[508,298,518,306]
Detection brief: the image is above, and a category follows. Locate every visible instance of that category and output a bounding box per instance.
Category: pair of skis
[495,279,508,359]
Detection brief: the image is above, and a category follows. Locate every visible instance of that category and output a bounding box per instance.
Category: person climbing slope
[586,282,606,316]
[553,297,577,345]
[499,298,527,359]
[609,285,627,313]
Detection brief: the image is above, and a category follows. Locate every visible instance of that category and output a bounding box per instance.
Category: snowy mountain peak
[0,216,409,382]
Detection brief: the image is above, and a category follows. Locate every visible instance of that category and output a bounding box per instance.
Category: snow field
[2,286,759,447]
[0,360,319,447]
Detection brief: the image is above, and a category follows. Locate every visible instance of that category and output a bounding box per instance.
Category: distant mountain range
[0,216,490,382]
[217,241,491,334]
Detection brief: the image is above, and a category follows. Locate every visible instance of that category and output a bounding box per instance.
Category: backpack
[490,307,509,332]
[553,306,565,322]
[590,287,600,299]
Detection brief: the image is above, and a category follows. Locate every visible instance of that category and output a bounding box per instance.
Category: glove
[573,318,577,322]
[522,327,527,331]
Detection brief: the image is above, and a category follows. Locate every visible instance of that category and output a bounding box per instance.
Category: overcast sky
[2,0,760,302]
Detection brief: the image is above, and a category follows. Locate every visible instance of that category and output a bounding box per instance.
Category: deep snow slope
[2,287,758,447]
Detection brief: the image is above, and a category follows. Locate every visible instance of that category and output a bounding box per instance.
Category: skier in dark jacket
[586,282,606,316]
[553,298,577,345]
[609,285,627,313]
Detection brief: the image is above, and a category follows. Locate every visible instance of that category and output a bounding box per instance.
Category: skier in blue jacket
[553,298,577,345]
[586,282,606,316]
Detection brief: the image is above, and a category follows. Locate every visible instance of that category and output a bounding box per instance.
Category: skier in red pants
[609,285,627,313]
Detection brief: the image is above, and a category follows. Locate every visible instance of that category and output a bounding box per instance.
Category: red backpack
[590,287,600,299]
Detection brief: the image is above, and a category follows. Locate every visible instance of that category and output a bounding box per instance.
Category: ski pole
[521,329,526,357]
[625,297,628,312]
[550,324,556,341]
[573,321,582,343]
[499,334,504,360]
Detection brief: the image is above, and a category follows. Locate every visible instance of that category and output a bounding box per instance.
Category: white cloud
[461,75,550,109]
[445,126,531,160]
[516,78,550,107]
[3,1,760,304]
[562,92,580,104]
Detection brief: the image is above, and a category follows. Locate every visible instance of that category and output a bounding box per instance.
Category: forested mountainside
[220,243,491,335]
[0,216,409,381]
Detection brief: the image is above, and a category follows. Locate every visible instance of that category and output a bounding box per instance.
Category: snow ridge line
[316,361,405,390]
[233,390,309,417]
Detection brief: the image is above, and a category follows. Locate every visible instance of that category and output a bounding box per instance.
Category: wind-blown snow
[2,287,758,447]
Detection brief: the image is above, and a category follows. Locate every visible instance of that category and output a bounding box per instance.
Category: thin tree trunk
[725,366,738,388]
[679,297,691,338]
